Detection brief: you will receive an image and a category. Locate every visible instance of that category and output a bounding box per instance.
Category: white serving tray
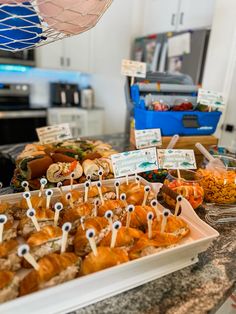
[0,177,219,314]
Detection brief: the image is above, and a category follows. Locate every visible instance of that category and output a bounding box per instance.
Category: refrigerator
[132,29,210,85]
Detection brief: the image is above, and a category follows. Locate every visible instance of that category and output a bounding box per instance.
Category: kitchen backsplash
[0,65,91,108]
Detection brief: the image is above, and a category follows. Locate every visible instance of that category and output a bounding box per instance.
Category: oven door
[0,111,46,145]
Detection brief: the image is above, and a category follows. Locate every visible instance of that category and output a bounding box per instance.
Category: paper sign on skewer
[36,123,72,144]
[157,149,197,170]
[121,59,147,79]
[111,148,158,178]
[197,88,224,108]
[135,129,162,149]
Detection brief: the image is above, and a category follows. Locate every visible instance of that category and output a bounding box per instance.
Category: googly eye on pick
[120,193,126,201]
[54,202,63,211]
[105,210,113,219]
[147,212,154,220]
[45,189,53,197]
[177,195,183,202]
[127,205,135,213]
[151,199,158,207]
[23,191,31,199]
[113,221,122,230]
[21,181,29,188]
[86,228,95,239]
[0,214,7,224]
[145,186,151,192]
[96,181,102,188]
[66,193,72,200]
[18,244,30,257]
[40,178,47,185]
[27,208,36,218]
[115,181,120,187]
[62,222,72,232]
[163,209,171,217]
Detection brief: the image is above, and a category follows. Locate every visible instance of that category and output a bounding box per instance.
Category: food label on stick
[121,59,147,78]
[135,129,162,149]
[157,149,197,169]
[111,148,158,178]
[36,123,73,144]
[197,88,224,108]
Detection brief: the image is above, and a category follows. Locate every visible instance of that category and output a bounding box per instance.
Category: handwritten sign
[197,88,224,108]
[135,129,162,149]
[121,59,147,78]
[36,123,72,144]
[157,149,197,169]
[111,148,158,178]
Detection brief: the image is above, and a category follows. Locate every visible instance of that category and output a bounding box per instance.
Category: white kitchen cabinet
[47,108,104,137]
[143,0,179,35]
[36,31,92,72]
[142,0,215,35]
[36,40,64,70]
[177,0,215,31]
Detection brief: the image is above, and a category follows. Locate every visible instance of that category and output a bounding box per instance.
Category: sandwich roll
[19,155,53,180]
[0,271,19,304]
[46,162,83,183]
[82,159,99,179]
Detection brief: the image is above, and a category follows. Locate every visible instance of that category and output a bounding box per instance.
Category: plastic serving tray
[0,176,219,314]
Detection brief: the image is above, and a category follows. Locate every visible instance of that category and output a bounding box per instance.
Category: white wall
[202,0,236,146]
[91,0,144,134]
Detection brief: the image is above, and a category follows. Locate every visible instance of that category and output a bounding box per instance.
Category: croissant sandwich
[74,217,109,257]
[97,200,127,217]
[61,203,94,229]
[17,207,54,238]
[120,183,155,205]
[100,227,144,248]
[0,271,19,304]
[46,161,83,183]
[23,226,67,266]
[80,247,129,276]
[20,252,81,296]
[0,239,21,271]
[152,215,190,238]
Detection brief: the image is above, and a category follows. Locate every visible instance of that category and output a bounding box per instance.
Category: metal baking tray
[0,176,219,314]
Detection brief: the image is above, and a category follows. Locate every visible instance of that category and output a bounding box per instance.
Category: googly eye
[86,228,95,239]
[86,175,91,181]
[113,221,122,230]
[127,205,135,213]
[177,195,183,202]
[27,208,36,218]
[147,212,154,220]
[66,193,72,200]
[54,202,63,211]
[94,199,99,205]
[98,169,103,176]
[80,216,85,223]
[0,182,2,189]
[45,189,53,197]
[114,181,120,187]
[163,209,171,217]
[145,186,151,192]
[84,181,90,188]
[151,199,158,207]
[21,181,29,188]
[18,244,30,257]
[120,193,126,201]
[62,222,72,232]
[23,191,31,199]
[40,178,47,185]
[0,214,7,224]
[57,182,63,188]
[136,177,140,181]
[105,210,113,219]
[70,172,75,178]
[96,181,102,188]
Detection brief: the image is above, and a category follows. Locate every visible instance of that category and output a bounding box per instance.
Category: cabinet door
[36,40,64,70]
[178,0,215,31]
[142,0,180,35]
[63,31,92,72]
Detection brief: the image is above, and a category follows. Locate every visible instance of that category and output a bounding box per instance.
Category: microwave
[0,49,35,66]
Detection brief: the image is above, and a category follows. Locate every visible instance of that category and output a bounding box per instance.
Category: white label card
[135,129,162,149]
[157,149,197,169]
[168,32,191,58]
[36,123,72,144]
[111,148,158,178]
[197,88,224,108]
[121,59,147,78]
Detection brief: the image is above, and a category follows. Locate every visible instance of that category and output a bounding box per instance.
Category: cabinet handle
[60,57,64,67]
[171,13,176,26]
[180,12,184,25]
[66,58,70,67]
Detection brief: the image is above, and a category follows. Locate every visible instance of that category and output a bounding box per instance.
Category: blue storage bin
[131,84,222,136]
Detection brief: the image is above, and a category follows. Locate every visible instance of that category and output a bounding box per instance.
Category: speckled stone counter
[0,134,235,314]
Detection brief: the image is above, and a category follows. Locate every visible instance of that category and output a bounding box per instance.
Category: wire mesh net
[0,0,112,51]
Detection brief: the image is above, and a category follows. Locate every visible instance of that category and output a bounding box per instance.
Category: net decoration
[0,0,112,52]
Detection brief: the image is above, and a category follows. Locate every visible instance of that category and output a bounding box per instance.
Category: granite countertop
[0,134,235,314]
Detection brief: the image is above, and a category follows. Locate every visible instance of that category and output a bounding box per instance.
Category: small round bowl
[163,169,204,209]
